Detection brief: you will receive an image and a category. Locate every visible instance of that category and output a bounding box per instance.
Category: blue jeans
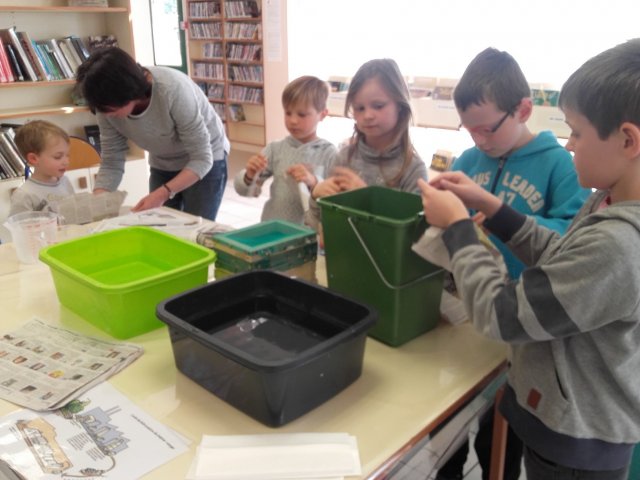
[149,155,228,221]
[524,446,630,480]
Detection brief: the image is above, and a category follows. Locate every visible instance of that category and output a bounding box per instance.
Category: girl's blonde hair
[344,58,416,187]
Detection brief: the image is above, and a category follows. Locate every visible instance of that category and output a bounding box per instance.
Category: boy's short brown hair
[14,120,70,158]
[453,47,531,115]
[281,75,330,112]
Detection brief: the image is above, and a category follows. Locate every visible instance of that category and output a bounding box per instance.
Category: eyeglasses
[460,110,512,136]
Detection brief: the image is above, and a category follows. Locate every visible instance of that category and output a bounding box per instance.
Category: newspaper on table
[0,382,190,480]
[57,191,127,225]
[91,207,235,243]
[0,318,143,411]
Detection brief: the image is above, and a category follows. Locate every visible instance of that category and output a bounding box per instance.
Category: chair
[68,135,101,170]
[67,136,101,190]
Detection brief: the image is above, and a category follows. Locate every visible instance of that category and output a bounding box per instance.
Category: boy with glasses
[436,47,590,480]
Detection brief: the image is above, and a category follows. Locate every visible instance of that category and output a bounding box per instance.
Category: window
[149,0,187,72]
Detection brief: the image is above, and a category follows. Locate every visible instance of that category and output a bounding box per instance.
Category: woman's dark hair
[76,47,151,113]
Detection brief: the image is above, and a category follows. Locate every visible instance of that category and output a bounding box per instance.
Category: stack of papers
[187,433,361,480]
[0,318,143,410]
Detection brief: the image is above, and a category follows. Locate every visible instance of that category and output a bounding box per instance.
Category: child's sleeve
[233,143,275,197]
[9,188,43,216]
[233,167,256,197]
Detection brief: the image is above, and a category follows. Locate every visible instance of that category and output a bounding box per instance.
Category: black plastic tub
[156,270,377,427]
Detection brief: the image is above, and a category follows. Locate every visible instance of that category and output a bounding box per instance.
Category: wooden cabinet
[185,0,265,152]
[0,0,147,228]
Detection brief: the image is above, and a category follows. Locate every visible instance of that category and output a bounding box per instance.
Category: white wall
[287,0,637,88]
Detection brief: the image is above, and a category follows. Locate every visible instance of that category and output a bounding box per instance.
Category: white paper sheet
[187,433,361,480]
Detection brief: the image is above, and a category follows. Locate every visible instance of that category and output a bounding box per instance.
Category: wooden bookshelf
[185,0,266,151]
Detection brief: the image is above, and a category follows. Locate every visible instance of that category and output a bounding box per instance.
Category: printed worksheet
[0,382,190,480]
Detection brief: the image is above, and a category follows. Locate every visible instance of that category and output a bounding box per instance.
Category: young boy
[9,120,74,216]
[418,38,640,480]
[233,75,337,224]
[436,47,590,480]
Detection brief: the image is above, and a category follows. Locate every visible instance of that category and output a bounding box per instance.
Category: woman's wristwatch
[162,183,176,199]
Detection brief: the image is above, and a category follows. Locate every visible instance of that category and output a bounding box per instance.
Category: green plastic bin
[39,227,216,339]
[629,443,640,480]
[318,186,444,346]
[208,220,317,281]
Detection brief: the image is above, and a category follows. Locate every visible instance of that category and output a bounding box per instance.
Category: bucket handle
[347,216,444,290]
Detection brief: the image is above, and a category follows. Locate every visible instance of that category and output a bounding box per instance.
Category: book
[0,27,38,81]
[84,124,101,154]
[0,48,6,82]
[68,0,108,5]
[31,41,53,80]
[0,38,14,82]
[0,149,15,178]
[49,38,74,78]
[531,88,560,107]
[66,35,90,62]
[34,42,61,80]
[4,43,25,81]
[228,104,246,122]
[0,128,27,176]
[432,85,454,101]
[87,34,118,53]
[58,38,81,74]
[16,31,49,81]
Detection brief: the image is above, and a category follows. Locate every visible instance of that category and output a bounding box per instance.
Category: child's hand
[430,171,501,216]
[245,154,268,181]
[287,163,316,188]
[418,178,469,228]
[332,166,367,191]
[311,177,341,199]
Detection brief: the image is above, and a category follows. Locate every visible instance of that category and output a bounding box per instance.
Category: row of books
[198,42,261,62]
[224,1,260,18]
[227,65,263,83]
[226,43,261,62]
[0,127,27,180]
[0,26,118,83]
[188,1,221,18]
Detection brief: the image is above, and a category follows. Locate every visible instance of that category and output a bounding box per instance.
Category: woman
[76,47,230,220]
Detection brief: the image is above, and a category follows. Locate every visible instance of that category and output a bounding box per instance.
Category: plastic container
[318,186,444,347]
[4,211,59,264]
[207,220,317,281]
[39,227,216,339]
[156,270,376,427]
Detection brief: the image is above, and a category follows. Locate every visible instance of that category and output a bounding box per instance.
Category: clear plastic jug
[4,211,60,264]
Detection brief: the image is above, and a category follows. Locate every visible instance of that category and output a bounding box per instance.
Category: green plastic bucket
[39,227,216,339]
[319,186,444,347]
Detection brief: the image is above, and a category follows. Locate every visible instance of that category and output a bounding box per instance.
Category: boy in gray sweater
[234,76,336,224]
[415,39,640,480]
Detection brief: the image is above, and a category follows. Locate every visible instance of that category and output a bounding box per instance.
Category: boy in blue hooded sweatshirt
[436,47,590,480]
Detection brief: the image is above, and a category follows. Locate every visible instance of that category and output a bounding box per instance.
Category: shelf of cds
[185,0,265,149]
